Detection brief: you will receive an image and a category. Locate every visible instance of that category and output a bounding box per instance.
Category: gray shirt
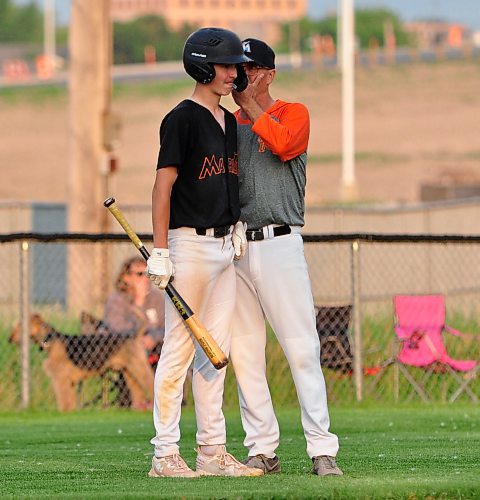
[236,100,308,229]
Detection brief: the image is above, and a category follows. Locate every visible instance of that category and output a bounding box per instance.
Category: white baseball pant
[230,226,339,458]
[150,227,236,457]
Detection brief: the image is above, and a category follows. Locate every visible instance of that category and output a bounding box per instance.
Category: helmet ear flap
[233,64,248,92]
[186,62,216,84]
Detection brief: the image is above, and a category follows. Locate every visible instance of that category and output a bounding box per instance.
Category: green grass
[308,151,410,166]
[1,406,479,499]
[0,83,68,105]
[420,151,480,162]
[112,78,192,99]
[0,77,192,105]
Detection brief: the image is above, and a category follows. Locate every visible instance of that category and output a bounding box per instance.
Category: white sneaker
[196,446,264,477]
[148,454,200,478]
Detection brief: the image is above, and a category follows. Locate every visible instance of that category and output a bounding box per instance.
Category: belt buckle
[248,229,264,241]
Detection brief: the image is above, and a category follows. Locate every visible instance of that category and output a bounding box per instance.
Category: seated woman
[104,256,165,406]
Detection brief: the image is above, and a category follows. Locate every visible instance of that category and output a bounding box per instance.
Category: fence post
[351,240,363,401]
[20,241,31,409]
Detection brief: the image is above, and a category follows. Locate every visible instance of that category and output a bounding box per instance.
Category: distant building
[110,0,306,46]
[405,20,470,49]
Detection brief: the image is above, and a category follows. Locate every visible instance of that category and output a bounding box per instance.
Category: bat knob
[214,358,229,370]
[104,197,116,208]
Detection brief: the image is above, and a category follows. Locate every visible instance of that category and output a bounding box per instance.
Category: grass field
[1,405,479,499]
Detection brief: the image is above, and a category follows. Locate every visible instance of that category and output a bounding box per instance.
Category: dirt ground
[1,59,479,207]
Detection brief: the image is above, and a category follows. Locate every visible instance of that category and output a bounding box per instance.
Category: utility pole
[68,0,112,311]
[340,0,357,200]
[336,2,342,67]
[43,0,56,62]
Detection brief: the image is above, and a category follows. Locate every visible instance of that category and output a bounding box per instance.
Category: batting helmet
[183,27,250,91]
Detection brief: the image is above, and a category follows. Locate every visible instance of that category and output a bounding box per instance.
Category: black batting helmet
[183,27,251,91]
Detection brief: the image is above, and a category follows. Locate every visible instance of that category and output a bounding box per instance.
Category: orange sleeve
[251,102,310,162]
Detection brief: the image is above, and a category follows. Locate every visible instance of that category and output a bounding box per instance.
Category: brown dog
[9,313,154,412]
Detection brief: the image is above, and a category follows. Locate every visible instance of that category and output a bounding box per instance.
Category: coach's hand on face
[147,248,174,290]
[232,72,263,107]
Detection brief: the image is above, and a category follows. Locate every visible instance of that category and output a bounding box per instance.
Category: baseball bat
[104,197,228,370]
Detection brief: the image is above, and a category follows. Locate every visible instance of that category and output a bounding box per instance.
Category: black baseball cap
[242,38,275,69]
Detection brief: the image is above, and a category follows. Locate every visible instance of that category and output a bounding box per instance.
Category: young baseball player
[146,27,260,478]
[230,38,343,476]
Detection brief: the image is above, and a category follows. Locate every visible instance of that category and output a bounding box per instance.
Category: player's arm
[148,166,178,289]
[252,103,310,162]
[152,166,178,248]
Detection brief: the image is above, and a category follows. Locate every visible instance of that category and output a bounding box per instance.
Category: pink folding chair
[392,295,478,402]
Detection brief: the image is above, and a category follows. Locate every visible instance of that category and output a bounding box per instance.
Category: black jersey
[156,99,240,229]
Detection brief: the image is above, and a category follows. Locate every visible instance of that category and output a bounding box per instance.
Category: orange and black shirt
[235,99,310,229]
[157,99,240,229]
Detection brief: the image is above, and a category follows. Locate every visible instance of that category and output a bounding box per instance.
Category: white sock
[199,445,225,456]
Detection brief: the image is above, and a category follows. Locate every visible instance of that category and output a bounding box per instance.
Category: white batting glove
[147,248,174,290]
[232,221,247,261]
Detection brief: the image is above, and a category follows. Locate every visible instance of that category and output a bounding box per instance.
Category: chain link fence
[1,233,479,411]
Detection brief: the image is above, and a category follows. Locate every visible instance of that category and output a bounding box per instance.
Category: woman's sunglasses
[129,271,146,277]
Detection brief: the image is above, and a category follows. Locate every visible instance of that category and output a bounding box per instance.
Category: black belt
[195,225,231,238]
[245,224,291,241]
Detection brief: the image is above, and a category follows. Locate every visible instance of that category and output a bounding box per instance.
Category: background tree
[113,15,196,64]
[355,9,411,48]
[277,8,412,53]
[0,0,42,42]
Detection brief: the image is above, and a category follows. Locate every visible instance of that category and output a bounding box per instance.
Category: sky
[13,0,480,31]
[311,0,480,31]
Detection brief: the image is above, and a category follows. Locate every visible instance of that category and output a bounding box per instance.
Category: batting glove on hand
[232,222,247,261]
[147,248,174,290]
